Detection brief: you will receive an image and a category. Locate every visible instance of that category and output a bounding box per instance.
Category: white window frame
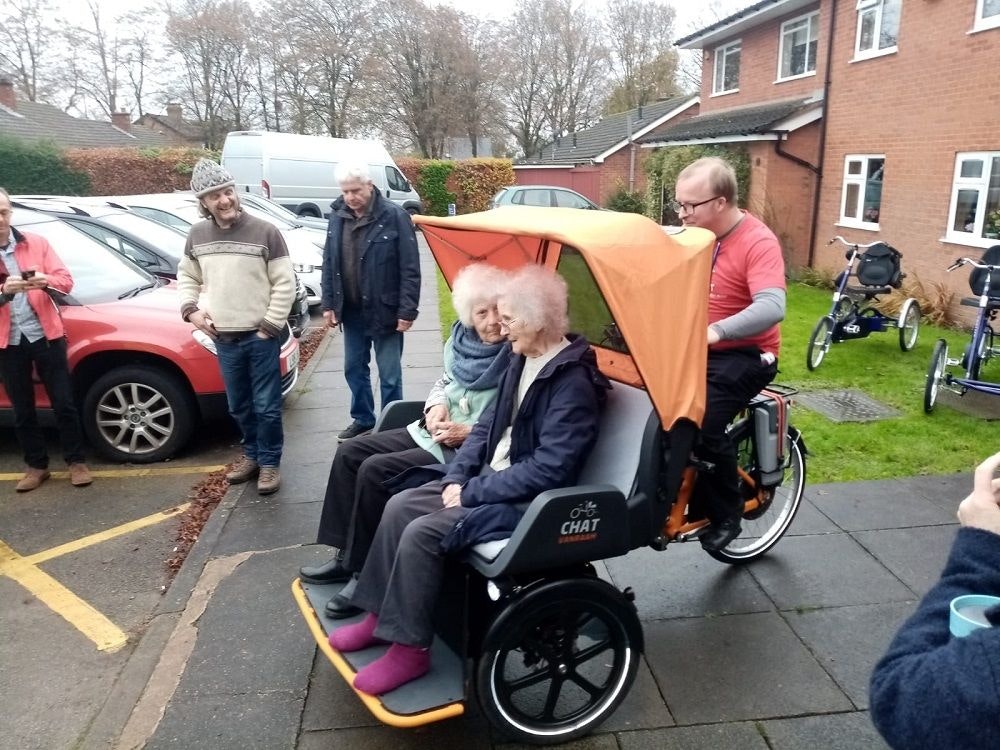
[839,154,885,230]
[944,152,1000,249]
[974,0,1000,32]
[853,0,900,61]
[776,11,819,82]
[712,40,741,96]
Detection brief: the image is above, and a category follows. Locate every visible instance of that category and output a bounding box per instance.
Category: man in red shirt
[673,157,786,551]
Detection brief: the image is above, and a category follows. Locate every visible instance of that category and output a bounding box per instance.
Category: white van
[221,130,423,219]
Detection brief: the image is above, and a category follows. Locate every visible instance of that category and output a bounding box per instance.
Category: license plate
[287,347,300,372]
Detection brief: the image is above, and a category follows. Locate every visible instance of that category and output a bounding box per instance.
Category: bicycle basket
[856,243,903,288]
[970,245,1000,297]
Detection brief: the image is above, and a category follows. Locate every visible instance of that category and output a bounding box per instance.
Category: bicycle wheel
[965,328,989,380]
[898,298,921,352]
[806,316,834,371]
[477,578,641,745]
[924,339,948,413]
[707,426,806,565]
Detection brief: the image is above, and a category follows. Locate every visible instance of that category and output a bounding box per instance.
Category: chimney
[111,112,132,133]
[166,102,183,124]
[0,76,15,111]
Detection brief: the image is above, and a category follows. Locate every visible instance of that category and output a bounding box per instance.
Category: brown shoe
[69,462,93,487]
[257,466,280,495]
[226,455,259,484]
[16,468,51,492]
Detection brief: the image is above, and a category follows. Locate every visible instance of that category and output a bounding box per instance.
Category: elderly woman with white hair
[301,263,512,617]
[329,264,611,696]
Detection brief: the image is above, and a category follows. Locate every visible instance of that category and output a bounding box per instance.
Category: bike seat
[961,296,1000,310]
[467,382,658,577]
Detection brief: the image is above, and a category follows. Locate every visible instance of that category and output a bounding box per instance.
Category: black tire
[806,316,834,371]
[477,578,641,745]
[924,339,948,413]
[707,426,806,565]
[81,366,197,463]
[966,330,989,381]
[898,298,921,352]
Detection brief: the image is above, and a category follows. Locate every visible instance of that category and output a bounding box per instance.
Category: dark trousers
[696,348,778,524]
[351,480,464,648]
[1,335,85,469]
[341,305,404,428]
[316,427,436,571]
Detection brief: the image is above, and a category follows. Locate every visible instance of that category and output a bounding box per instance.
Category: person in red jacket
[0,189,92,492]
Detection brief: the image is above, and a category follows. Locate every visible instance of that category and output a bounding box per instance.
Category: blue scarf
[449,320,511,389]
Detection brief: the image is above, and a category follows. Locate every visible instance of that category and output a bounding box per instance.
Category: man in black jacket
[321,163,420,441]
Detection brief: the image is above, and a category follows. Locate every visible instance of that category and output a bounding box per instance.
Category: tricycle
[293,207,806,744]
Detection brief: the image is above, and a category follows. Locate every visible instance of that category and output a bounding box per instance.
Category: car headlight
[293,263,315,274]
[192,329,217,355]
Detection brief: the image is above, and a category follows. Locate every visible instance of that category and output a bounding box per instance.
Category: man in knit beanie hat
[177,159,296,495]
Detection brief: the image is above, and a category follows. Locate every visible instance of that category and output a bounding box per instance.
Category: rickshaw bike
[293,207,807,744]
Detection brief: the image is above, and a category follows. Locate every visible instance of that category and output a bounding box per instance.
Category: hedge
[396,157,514,216]
[0,136,91,195]
[65,147,218,195]
[644,145,751,224]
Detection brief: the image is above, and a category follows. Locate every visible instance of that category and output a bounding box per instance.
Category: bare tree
[119,5,167,117]
[0,0,58,102]
[62,1,124,118]
[605,0,680,113]
[542,0,609,137]
[450,16,506,157]
[500,1,552,159]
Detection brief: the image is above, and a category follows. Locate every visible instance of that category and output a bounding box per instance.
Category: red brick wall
[698,3,825,114]
[813,0,1000,311]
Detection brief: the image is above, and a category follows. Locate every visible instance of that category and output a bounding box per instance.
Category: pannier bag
[856,242,903,288]
[969,245,1000,298]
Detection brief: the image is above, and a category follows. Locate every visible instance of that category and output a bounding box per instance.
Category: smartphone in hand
[21,270,36,280]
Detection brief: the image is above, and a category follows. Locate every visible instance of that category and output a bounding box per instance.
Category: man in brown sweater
[178,159,296,494]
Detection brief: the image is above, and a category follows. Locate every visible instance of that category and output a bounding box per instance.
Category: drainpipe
[807,0,838,267]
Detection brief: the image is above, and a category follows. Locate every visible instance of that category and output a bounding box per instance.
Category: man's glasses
[669,196,721,214]
[499,317,522,330]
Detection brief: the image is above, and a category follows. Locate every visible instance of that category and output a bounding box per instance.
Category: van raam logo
[558,500,600,544]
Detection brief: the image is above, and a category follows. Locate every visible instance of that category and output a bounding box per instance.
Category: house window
[778,12,819,80]
[854,0,900,58]
[946,152,1000,246]
[975,0,1000,31]
[713,41,741,95]
[840,155,884,228]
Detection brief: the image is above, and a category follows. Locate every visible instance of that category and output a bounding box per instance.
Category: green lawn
[436,274,995,483]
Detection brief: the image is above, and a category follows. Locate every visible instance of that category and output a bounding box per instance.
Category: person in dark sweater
[870,451,1000,749]
[328,265,610,696]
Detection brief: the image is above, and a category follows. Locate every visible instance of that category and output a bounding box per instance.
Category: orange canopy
[414,206,714,430]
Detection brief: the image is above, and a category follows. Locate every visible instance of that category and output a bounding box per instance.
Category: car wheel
[81,365,196,463]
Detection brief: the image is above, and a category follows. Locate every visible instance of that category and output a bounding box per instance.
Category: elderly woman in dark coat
[328,264,610,696]
[300,264,511,617]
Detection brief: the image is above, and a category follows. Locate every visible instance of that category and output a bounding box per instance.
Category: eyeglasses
[669,196,722,214]
[499,317,522,330]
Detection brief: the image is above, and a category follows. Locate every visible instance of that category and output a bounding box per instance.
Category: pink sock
[328,613,386,652]
[353,643,430,695]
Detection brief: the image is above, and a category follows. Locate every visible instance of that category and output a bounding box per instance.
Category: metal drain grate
[795,389,901,422]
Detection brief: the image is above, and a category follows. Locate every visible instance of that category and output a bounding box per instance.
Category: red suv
[1,208,300,463]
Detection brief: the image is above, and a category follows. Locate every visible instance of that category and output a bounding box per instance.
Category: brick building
[643,0,1000,295]
[134,103,206,148]
[514,95,698,207]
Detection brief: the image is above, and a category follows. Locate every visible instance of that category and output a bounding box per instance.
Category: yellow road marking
[0,540,128,652]
[24,503,191,566]
[0,464,225,482]
[0,501,198,652]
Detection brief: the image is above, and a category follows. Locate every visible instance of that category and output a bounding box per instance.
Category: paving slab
[806,478,956,532]
[761,711,890,750]
[597,659,675,733]
[300,649,382,732]
[299,721,495,750]
[783,497,841,535]
[899,472,970,513]
[147,690,304,750]
[211,498,321,557]
[747,533,915,610]
[851,525,958,596]
[782,601,916,708]
[617,721,770,749]
[643,612,852,725]
[604,544,774,621]
[497,733,619,750]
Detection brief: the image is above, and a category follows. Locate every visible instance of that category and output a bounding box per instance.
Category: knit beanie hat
[190,158,235,198]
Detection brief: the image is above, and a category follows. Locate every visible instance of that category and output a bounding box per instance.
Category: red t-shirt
[709,211,785,357]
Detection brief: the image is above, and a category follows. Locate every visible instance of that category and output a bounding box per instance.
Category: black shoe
[324,593,363,619]
[299,556,352,585]
[338,421,374,441]
[700,518,742,552]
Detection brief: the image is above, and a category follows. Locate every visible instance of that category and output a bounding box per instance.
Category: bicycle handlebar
[828,235,884,249]
[947,257,1000,273]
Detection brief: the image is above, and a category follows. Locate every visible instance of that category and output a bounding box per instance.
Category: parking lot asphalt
[9,235,976,750]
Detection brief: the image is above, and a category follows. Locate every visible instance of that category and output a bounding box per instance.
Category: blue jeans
[215,333,283,467]
[341,306,403,427]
